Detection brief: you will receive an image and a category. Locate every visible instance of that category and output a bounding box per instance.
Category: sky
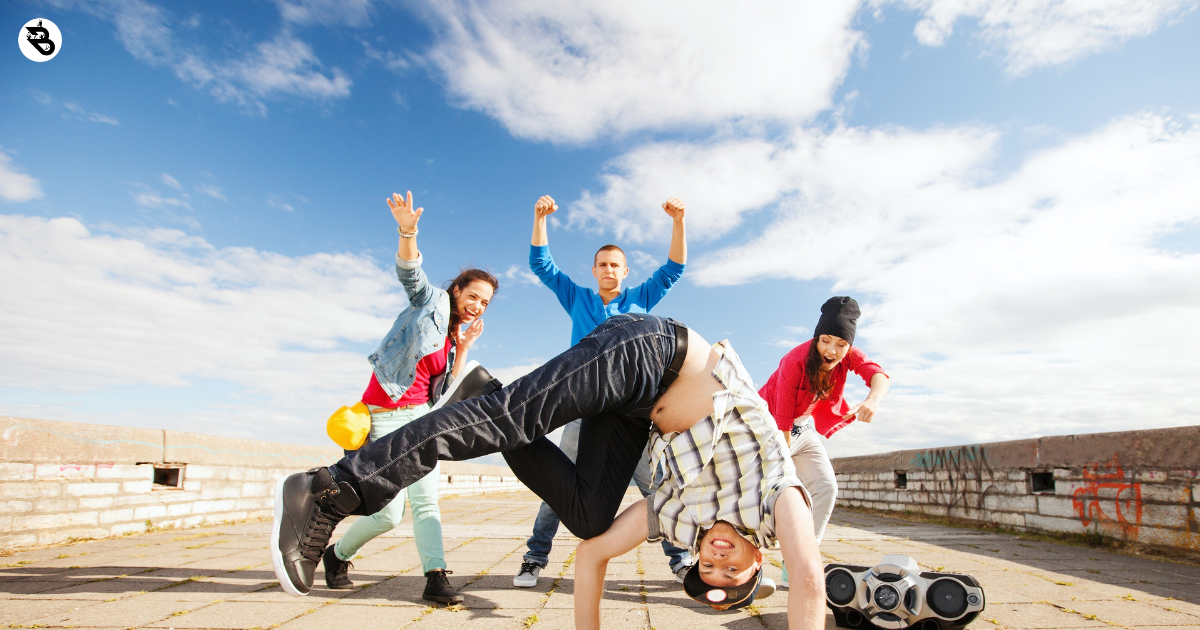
[1,0,1199,462]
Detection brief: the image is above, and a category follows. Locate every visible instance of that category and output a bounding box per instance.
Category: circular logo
[20,18,61,62]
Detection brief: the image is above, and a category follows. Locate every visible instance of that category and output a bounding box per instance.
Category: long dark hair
[803,338,835,401]
[444,268,499,340]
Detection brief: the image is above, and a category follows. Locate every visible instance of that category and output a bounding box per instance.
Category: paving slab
[2,489,1199,629]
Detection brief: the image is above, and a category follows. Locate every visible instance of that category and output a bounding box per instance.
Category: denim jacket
[368,252,456,401]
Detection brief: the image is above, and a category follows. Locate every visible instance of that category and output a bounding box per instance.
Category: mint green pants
[333,403,446,573]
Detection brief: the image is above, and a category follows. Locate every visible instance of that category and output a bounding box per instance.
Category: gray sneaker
[513,561,541,588]
[673,563,693,584]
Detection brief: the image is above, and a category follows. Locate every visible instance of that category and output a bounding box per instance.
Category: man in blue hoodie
[513,194,692,588]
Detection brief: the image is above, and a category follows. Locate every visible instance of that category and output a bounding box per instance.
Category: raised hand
[388,191,423,232]
[662,197,685,220]
[535,195,558,218]
[457,318,484,351]
[843,397,880,423]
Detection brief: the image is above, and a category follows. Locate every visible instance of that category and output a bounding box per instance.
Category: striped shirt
[646,340,807,551]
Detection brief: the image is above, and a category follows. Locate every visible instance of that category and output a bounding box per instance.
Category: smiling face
[695,522,763,588]
[452,280,493,325]
[815,334,851,371]
[591,249,629,293]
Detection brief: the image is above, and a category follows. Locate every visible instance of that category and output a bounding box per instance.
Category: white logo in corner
[20,18,62,62]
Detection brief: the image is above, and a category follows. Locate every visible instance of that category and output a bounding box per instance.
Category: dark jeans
[331,314,677,540]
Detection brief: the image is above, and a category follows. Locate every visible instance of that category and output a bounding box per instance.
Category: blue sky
[2,0,1199,460]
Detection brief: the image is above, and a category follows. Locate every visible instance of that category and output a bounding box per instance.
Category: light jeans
[334,403,446,573]
[782,416,837,585]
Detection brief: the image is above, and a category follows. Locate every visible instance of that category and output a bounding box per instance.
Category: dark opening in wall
[1029,471,1055,493]
[895,471,907,489]
[152,465,184,488]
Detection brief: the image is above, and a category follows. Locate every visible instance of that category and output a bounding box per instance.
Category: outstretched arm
[663,197,686,265]
[531,195,556,247]
[774,487,825,629]
[575,498,649,630]
[843,373,890,423]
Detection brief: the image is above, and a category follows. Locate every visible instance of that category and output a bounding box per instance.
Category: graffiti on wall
[910,445,999,513]
[1071,455,1143,539]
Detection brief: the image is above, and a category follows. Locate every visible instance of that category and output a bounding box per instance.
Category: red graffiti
[1071,455,1142,538]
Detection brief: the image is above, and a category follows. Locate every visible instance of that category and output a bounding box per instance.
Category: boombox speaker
[825,554,985,630]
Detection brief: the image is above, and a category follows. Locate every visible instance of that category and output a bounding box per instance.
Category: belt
[659,319,689,390]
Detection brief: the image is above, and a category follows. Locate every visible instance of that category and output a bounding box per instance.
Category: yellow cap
[327,402,371,450]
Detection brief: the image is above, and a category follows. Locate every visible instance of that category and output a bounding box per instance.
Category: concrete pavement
[2,488,1198,629]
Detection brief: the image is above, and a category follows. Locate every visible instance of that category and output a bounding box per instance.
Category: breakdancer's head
[806,296,861,397]
[683,522,766,610]
[444,268,498,337]
[591,244,629,294]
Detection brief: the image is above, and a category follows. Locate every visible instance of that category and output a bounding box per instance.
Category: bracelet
[397,225,418,239]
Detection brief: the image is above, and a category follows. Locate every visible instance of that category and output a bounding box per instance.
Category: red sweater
[758,339,887,438]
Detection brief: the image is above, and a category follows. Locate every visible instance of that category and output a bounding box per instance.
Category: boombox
[824,555,985,630]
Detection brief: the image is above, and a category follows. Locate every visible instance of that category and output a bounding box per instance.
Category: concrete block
[192,499,237,514]
[200,483,242,500]
[95,464,154,480]
[983,493,1037,513]
[182,465,226,480]
[34,498,80,512]
[1135,470,1168,483]
[0,416,163,465]
[78,496,114,509]
[99,508,135,524]
[0,481,62,499]
[112,493,162,507]
[1141,503,1189,528]
[110,521,147,536]
[0,500,33,513]
[0,532,37,547]
[122,480,152,494]
[1025,513,1087,535]
[1007,471,1025,481]
[934,471,949,481]
[133,505,167,520]
[235,498,270,511]
[1139,484,1190,503]
[65,482,120,496]
[167,503,192,516]
[0,515,10,532]
[986,511,1026,528]
[1037,495,1080,519]
[37,527,108,545]
[36,463,96,479]
[182,479,203,492]
[227,467,269,481]
[13,510,99,530]
[0,463,35,481]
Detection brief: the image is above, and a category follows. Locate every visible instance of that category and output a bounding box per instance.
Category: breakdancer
[271,314,825,628]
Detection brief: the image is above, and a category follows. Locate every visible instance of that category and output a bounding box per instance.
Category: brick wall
[0,416,525,550]
[830,425,1200,553]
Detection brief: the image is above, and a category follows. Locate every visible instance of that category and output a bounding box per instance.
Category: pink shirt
[757,339,888,438]
[362,337,451,408]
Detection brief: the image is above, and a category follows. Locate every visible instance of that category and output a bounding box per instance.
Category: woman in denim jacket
[322,191,499,604]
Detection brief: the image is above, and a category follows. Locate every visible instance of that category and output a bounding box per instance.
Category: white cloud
[275,0,374,26]
[135,192,191,210]
[0,215,404,439]
[420,0,864,143]
[62,102,120,125]
[488,362,543,386]
[878,0,1199,75]
[197,184,227,201]
[579,113,1200,457]
[268,198,296,212]
[161,173,181,189]
[53,0,351,113]
[500,264,539,285]
[629,251,661,270]
[0,150,43,203]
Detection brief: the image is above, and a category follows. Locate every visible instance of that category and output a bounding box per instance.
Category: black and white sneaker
[322,545,354,590]
[271,467,360,596]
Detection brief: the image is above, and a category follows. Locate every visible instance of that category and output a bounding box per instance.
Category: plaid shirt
[646,340,806,552]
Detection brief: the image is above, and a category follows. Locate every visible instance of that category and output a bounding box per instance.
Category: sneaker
[271,467,360,596]
[322,545,354,590]
[423,569,465,604]
[673,563,692,584]
[513,561,542,588]
[757,577,776,600]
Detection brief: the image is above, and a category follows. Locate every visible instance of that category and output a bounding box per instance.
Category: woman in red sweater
[758,297,890,584]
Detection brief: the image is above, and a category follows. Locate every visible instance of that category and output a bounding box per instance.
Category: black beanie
[813,296,860,345]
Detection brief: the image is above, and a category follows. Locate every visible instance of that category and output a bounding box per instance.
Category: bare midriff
[650,328,722,435]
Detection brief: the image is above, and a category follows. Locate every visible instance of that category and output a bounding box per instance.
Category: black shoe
[423,569,465,604]
[322,545,354,589]
[271,467,360,596]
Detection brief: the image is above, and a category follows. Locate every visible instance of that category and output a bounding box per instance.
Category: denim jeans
[521,421,694,571]
[332,314,677,542]
[333,404,446,573]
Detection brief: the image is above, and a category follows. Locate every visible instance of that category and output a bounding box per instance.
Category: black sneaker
[423,569,465,604]
[271,467,360,596]
[322,545,354,590]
